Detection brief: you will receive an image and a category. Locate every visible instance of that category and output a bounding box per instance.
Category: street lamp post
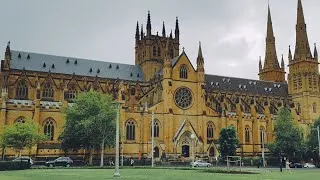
[151,111,154,167]
[113,101,123,178]
[190,134,196,163]
[261,131,265,168]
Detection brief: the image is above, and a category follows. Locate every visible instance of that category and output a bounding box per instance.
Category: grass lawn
[0,168,318,180]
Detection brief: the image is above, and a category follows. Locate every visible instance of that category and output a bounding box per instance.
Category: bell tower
[135,11,180,81]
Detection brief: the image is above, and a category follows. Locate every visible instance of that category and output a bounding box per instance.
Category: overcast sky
[0,0,319,80]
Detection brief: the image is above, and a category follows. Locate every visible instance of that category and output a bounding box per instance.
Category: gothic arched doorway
[182,145,190,157]
[154,147,160,158]
[209,147,215,157]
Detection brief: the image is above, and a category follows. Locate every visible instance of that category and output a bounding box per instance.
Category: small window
[15,117,26,123]
[260,126,265,146]
[126,119,136,140]
[16,80,28,99]
[42,82,54,101]
[245,126,250,143]
[207,122,214,139]
[153,46,157,56]
[44,118,55,141]
[151,120,160,137]
[179,65,188,79]
[64,85,77,102]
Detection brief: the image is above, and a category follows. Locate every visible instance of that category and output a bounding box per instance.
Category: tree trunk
[89,148,93,166]
[1,147,5,161]
[100,138,105,167]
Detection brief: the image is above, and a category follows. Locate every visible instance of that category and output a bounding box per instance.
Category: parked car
[12,157,34,166]
[304,163,316,168]
[190,160,212,167]
[290,163,302,168]
[46,157,73,167]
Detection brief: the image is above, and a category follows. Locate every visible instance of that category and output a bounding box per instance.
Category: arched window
[15,116,26,123]
[245,126,250,143]
[313,102,317,113]
[154,147,160,158]
[297,103,301,114]
[16,80,28,99]
[157,47,161,56]
[43,118,55,141]
[260,126,265,146]
[126,119,136,140]
[151,120,160,137]
[153,46,157,56]
[207,122,214,139]
[64,84,77,101]
[42,82,54,100]
[179,65,188,79]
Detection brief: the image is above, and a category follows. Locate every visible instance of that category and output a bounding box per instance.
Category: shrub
[0,161,30,171]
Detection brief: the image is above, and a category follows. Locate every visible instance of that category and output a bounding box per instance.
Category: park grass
[0,168,318,180]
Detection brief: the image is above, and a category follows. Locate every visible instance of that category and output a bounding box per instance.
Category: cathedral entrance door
[182,145,190,157]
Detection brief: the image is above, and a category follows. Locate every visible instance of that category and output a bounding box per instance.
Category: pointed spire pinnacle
[175,17,179,39]
[5,41,11,58]
[162,21,166,37]
[140,24,144,39]
[314,43,318,60]
[146,11,151,36]
[197,41,204,66]
[135,21,140,40]
[170,29,173,39]
[288,45,293,61]
[259,56,262,71]
[294,0,312,59]
[264,4,280,70]
[281,54,285,68]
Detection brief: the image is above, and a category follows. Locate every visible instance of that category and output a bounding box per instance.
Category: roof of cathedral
[9,50,144,81]
[205,74,288,97]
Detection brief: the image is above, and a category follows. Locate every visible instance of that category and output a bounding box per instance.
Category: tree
[61,90,116,166]
[267,108,304,159]
[1,120,47,156]
[218,126,239,157]
[307,118,320,164]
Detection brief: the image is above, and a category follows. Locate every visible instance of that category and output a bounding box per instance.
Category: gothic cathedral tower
[135,12,180,81]
[288,0,320,122]
[259,5,286,82]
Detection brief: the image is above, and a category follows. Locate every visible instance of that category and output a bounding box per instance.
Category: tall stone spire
[288,45,293,61]
[140,24,144,39]
[294,0,312,59]
[146,11,151,36]
[263,4,280,69]
[162,22,166,37]
[281,54,285,69]
[314,43,318,60]
[175,17,179,40]
[259,56,262,71]
[197,41,204,66]
[135,21,140,40]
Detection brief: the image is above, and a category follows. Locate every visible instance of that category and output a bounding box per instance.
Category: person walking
[130,158,134,167]
[285,159,291,173]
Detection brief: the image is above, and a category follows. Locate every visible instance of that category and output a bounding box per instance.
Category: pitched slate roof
[9,50,144,81]
[205,74,288,97]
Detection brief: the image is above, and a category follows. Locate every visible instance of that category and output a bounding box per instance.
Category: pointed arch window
[179,65,188,79]
[64,84,77,102]
[42,82,54,101]
[157,47,161,56]
[313,102,317,113]
[16,80,28,99]
[43,118,55,141]
[153,46,157,56]
[15,116,26,123]
[151,119,160,138]
[260,126,265,146]
[126,119,136,140]
[207,122,214,139]
[245,126,250,143]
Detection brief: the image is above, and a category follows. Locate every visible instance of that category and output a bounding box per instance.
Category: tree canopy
[218,125,239,157]
[267,107,304,158]
[60,90,117,166]
[1,120,47,156]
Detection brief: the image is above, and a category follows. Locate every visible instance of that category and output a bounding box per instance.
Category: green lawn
[0,168,318,180]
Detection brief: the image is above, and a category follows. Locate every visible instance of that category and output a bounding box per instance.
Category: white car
[304,163,316,168]
[12,157,34,165]
[190,160,212,167]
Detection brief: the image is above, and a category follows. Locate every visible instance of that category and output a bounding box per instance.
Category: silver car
[304,163,316,168]
[190,160,212,167]
[12,157,34,165]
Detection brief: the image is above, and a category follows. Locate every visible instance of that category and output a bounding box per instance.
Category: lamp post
[261,131,265,168]
[113,101,123,178]
[190,133,196,163]
[151,111,154,167]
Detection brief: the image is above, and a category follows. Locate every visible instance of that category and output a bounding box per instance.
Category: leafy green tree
[267,108,304,159]
[61,90,116,166]
[307,118,320,163]
[218,126,239,157]
[1,120,47,156]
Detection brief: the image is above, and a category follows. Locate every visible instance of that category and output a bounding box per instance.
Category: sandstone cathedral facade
[0,0,319,160]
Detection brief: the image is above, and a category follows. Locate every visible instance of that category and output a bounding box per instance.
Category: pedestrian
[286,159,291,173]
[109,158,115,166]
[130,158,134,167]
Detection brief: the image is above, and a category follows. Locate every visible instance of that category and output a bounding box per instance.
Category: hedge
[0,161,30,171]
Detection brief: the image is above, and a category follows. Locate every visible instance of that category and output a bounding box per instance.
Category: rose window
[174,87,193,109]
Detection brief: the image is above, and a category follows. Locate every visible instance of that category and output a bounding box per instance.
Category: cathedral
[0,0,319,160]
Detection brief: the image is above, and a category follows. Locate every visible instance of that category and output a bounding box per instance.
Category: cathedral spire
[146,11,151,36]
[140,24,144,39]
[259,56,262,71]
[170,29,173,39]
[197,41,204,66]
[294,0,312,59]
[288,45,293,61]
[162,22,166,37]
[314,43,318,60]
[263,4,280,69]
[135,21,140,40]
[175,17,179,40]
[281,54,285,68]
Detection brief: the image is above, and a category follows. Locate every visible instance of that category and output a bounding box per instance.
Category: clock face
[174,87,193,109]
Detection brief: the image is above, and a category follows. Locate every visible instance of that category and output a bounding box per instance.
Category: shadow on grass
[200,169,259,174]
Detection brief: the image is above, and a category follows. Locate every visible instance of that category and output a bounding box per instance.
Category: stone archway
[154,147,160,158]
[209,147,215,157]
